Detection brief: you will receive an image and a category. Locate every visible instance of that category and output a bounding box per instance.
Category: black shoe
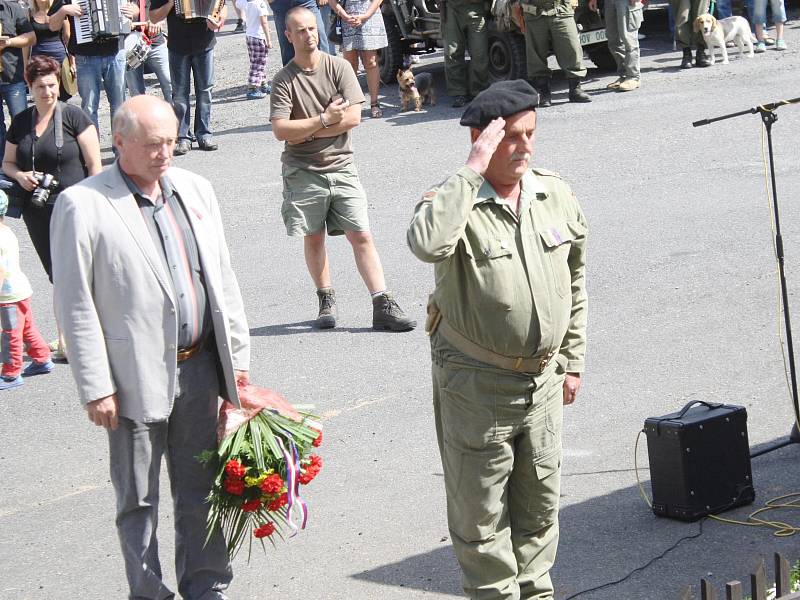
[680,47,694,69]
[568,79,591,103]
[533,77,551,107]
[174,140,191,155]
[451,95,470,108]
[315,287,337,329]
[198,137,218,151]
[695,48,710,67]
[234,19,244,32]
[372,292,416,332]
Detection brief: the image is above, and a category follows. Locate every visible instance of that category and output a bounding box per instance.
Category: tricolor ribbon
[276,436,309,536]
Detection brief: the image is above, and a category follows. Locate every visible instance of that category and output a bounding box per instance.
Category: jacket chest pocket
[538,222,582,298]
[466,237,516,310]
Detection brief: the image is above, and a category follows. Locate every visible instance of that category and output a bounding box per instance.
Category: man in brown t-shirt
[270,6,415,332]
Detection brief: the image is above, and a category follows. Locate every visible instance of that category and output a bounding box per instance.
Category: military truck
[377,0,616,84]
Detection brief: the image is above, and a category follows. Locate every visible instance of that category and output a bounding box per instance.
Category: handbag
[327,1,344,44]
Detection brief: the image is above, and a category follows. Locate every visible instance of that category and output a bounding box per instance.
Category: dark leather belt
[177,340,205,362]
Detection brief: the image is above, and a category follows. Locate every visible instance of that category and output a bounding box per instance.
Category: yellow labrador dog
[693,14,755,64]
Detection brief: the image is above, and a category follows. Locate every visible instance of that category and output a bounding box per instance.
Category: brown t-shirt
[270,53,366,173]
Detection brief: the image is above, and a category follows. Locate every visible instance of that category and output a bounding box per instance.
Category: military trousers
[432,334,564,600]
[604,0,643,79]
[669,0,710,49]
[443,0,490,97]
[523,11,587,79]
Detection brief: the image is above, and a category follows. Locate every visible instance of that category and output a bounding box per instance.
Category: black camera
[30,173,59,208]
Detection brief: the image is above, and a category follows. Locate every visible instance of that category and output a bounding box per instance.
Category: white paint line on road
[0,484,101,518]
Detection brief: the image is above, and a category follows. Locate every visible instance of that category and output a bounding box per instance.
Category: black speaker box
[644,400,755,521]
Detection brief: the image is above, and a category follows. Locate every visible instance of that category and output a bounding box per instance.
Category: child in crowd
[236,0,273,99]
[0,191,53,390]
[753,0,787,51]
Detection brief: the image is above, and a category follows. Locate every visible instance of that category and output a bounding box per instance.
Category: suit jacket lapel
[102,166,175,301]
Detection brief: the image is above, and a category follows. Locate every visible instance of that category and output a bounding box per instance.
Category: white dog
[693,14,755,64]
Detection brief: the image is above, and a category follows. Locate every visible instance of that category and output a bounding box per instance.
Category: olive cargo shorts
[281,163,371,237]
[432,337,564,600]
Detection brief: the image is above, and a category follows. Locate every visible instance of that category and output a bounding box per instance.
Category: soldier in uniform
[670,0,710,68]
[441,0,490,107]
[520,0,591,106]
[407,79,588,599]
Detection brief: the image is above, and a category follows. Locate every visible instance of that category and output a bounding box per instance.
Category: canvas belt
[428,299,555,374]
[521,2,556,13]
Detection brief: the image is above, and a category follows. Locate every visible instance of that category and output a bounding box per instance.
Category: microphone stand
[693,98,800,458]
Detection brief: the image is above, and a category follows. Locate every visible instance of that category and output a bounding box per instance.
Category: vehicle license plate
[579,28,607,45]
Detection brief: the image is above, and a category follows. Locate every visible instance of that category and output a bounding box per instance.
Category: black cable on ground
[561,519,705,600]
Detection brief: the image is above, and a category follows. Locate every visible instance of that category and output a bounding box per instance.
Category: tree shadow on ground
[350,440,800,600]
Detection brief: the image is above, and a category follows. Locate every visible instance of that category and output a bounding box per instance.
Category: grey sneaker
[315,287,337,329]
[372,292,416,332]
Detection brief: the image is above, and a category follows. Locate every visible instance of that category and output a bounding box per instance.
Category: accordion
[174,0,226,20]
[72,0,131,44]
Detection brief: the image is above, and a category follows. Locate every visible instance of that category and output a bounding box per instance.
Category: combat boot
[568,79,591,103]
[315,287,337,329]
[372,292,416,332]
[533,77,551,107]
[680,47,693,69]
[695,48,710,67]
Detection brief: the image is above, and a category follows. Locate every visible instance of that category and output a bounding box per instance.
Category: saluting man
[407,80,588,600]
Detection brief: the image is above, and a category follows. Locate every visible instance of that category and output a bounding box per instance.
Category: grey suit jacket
[51,165,250,422]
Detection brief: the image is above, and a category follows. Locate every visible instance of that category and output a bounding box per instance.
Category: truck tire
[487,29,527,82]
[378,16,404,84]
[586,43,617,71]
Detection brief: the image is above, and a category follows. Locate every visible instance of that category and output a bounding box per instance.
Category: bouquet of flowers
[198,384,323,560]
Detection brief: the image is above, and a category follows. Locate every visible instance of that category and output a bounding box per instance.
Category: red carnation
[312,429,323,448]
[253,522,276,538]
[309,454,322,469]
[259,473,284,494]
[225,459,247,479]
[299,466,320,485]
[267,493,288,512]
[224,477,245,496]
[242,498,261,512]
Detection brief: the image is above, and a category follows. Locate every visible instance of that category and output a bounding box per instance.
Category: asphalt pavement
[4,11,800,600]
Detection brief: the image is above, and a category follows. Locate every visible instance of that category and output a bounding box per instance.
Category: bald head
[113,95,177,142]
[286,5,314,30]
[285,6,319,56]
[114,95,179,188]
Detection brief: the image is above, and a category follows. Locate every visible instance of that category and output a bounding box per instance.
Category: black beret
[459,80,539,128]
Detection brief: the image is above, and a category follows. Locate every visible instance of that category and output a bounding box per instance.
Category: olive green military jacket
[407,165,587,373]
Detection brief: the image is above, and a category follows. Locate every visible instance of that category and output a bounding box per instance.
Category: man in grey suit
[50,95,250,600]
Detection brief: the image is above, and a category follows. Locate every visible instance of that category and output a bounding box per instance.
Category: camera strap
[30,101,64,181]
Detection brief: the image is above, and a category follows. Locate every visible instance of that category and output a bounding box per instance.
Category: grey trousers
[604,0,643,79]
[108,348,231,600]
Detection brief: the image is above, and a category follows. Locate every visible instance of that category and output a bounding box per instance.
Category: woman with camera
[3,55,101,280]
[3,55,101,357]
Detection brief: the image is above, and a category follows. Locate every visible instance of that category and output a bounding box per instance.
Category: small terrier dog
[396,68,436,112]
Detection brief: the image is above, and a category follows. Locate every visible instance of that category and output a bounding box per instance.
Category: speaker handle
[675,399,724,419]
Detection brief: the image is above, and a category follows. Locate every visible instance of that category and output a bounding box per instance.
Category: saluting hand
[465,117,505,176]
[562,373,581,406]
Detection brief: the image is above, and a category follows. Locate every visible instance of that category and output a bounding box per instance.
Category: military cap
[459,80,539,128]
